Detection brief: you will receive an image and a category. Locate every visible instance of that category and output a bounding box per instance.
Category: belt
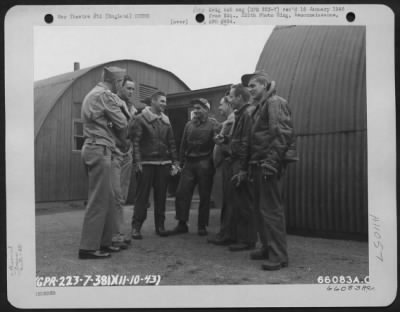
[85,137,100,145]
[84,137,110,147]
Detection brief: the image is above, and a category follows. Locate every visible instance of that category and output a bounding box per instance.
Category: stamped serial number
[317,275,370,284]
[36,274,161,287]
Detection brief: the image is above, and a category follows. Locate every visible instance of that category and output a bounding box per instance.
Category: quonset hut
[255,26,367,239]
[34,59,189,203]
[167,26,367,239]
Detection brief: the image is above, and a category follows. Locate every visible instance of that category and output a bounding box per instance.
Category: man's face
[112,77,124,94]
[119,81,135,101]
[218,98,231,118]
[228,88,242,110]
[152,95,167,114]
[192,104,208,121]
[248,78,266,100]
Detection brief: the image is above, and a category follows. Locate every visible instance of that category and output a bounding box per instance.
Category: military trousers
[251,165,288,263]
[110,152,132,239]
[216,159,237,241]
[175,157,215,227]
[228,159,257,245]
[120,152,133,204]
[79,143,115,250]
[132,164,170,229]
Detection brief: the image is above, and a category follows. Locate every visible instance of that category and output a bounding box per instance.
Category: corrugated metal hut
[35,59,189,203]
[256,25,367,239]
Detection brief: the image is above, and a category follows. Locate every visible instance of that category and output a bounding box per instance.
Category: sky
[34,25,274,90]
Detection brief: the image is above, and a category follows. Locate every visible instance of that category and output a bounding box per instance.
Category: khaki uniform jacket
[81,82,128,151]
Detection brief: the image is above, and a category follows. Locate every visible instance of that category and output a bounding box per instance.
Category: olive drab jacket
[250,81,298,172]
[81,82,128,151]
[179,117,221,164]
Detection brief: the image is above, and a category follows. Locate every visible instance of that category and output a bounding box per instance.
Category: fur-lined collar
[258,81,277,104]
[142,106,170,125]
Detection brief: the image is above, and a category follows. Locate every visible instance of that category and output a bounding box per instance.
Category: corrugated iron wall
[257,26,367,238]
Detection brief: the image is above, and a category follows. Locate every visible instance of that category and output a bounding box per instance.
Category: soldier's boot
[169,221,189,235]
[131,221,143,240]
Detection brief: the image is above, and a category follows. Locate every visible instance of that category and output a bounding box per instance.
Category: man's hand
[170,162,181,176]
[174,162,182,172]
[260,161,278,180]
[231,170,247,187]
[135,162,143,173]
[214,134,225,145]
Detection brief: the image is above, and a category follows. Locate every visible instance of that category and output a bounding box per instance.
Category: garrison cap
[241,70,272,87]
[103,66,127,82]
[190,98,210,110]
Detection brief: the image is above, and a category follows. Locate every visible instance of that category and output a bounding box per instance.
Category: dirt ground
[36,200,368,285]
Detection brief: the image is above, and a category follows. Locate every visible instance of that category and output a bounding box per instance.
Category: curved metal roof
[256,25,366,135]
[34,59,190,138]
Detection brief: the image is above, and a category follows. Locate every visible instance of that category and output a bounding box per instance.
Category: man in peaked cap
[78,66,128,259]
[241,70,298,270]
[170,98,221,236]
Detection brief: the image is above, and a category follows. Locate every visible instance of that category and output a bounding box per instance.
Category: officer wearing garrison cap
[78,66,129,259]
[170,98,221,236]
[241,70,298,270]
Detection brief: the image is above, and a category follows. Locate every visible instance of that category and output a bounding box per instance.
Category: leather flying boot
[169,221,189,235]
[156,223,169,237]
[250,248,269,260]
[131,222,143,240]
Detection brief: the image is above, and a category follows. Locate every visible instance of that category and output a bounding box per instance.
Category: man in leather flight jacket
[128,91,179,239]
[241,70,298,271]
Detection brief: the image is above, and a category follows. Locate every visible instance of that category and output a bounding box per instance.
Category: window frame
[72,118,85,152]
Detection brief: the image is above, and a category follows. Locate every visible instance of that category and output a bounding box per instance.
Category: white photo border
[5,4,397,308]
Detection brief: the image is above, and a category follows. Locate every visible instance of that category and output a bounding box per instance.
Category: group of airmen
[78,65,297,271]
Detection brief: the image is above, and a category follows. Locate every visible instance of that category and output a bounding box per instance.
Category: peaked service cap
[190,98,211,110]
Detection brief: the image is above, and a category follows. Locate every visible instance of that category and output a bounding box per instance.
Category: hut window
[72,119,84,151]
[139,83,158,104]
[73,102,82,119]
